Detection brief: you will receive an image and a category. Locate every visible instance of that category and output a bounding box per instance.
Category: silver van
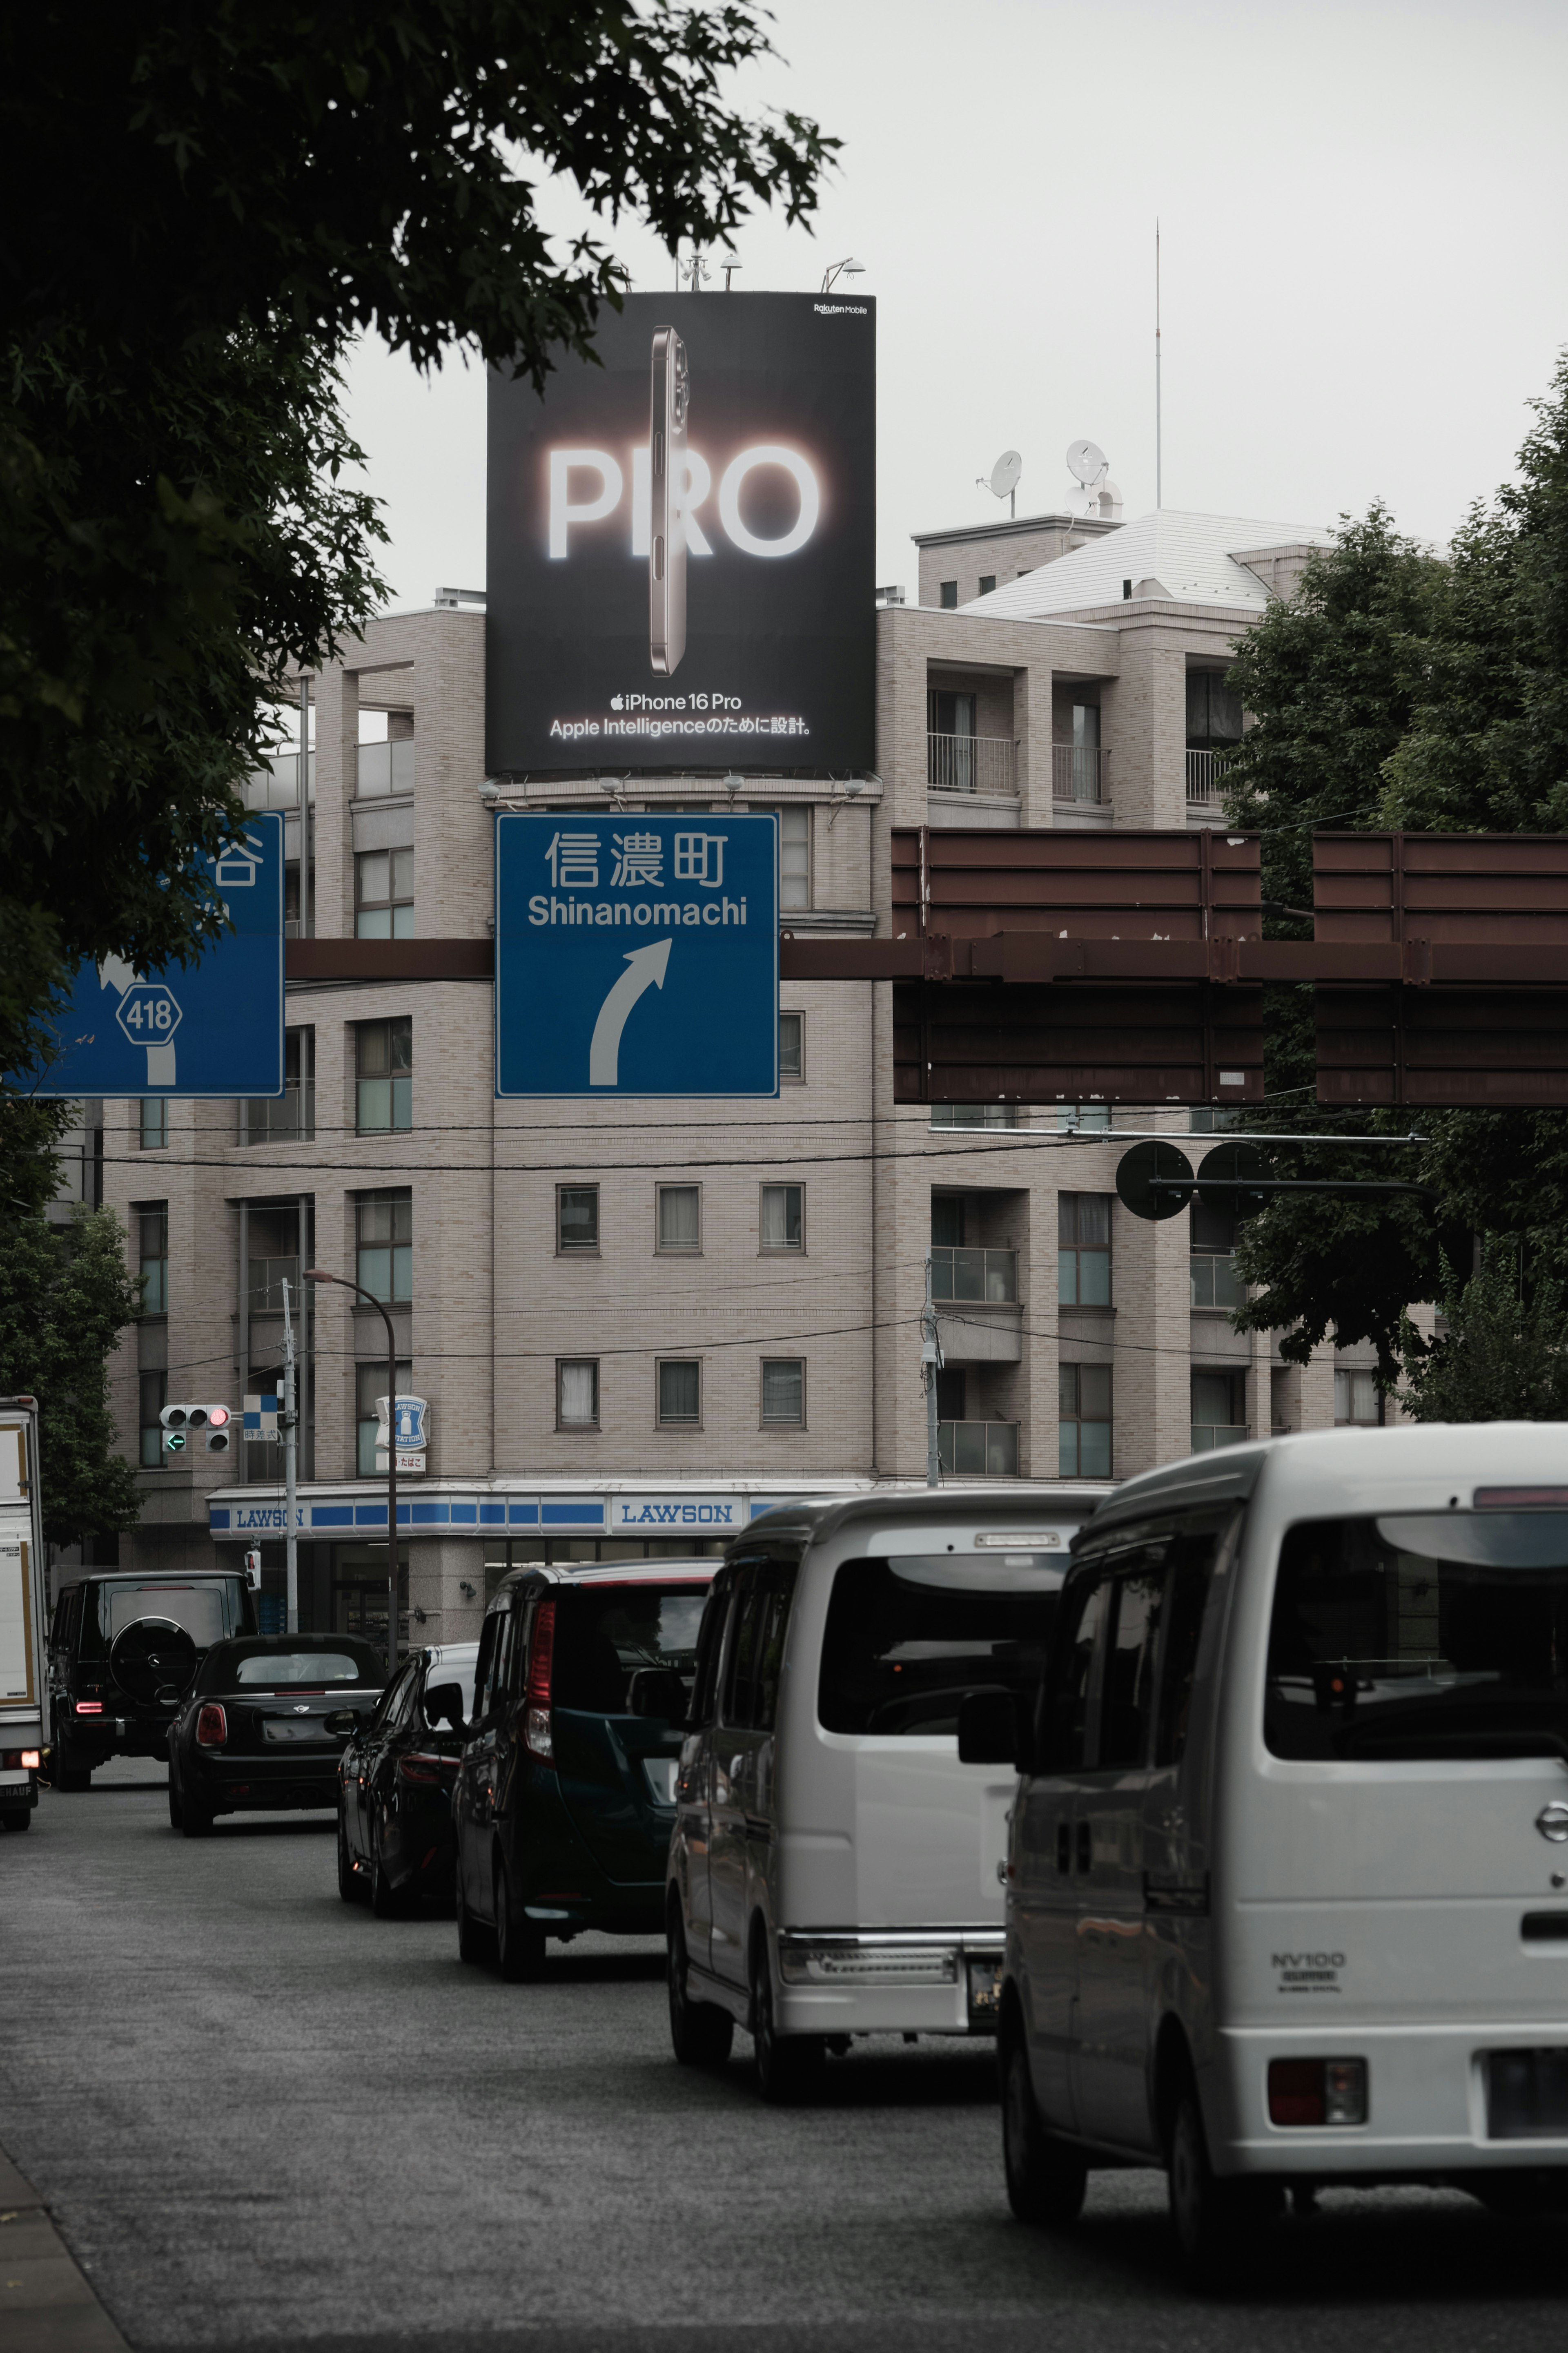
[653,1485,1110,2100]
[966,1427,1568,2280]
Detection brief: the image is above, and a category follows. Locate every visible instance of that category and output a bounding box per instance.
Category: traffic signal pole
[305,1269,399,1678]
[281,1279,299,1634]
[921,1251,943,1489]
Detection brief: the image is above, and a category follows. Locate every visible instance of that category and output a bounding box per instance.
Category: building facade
[97,506,1396,1646]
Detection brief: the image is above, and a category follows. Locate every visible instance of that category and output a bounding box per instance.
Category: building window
[1056,1105,1110,1132]
[939,581,958,610]
[247,1203,301,1311]
[140,1102,168,1151]
[761,1358,805,1426]
[779,1013,804,1081]
[760,1183,804,1251]
[138,1369,168,1469]
[557,1186,599,1253]
[137,1206,168,1315]
[1335,1367,1382,1427]
[657,1184,701,1251]
[244,1026,315,1146]
[657,1360,702,1426]
[557,1360,600,1429]
[1190,1203,1243,1309]
[752,806,811,910]
[1192,1369,1248,1452]
[1058,1364,1112,1478]
[356,1191,412,1303]
[357,1358,412,1477]
[1058,1195,1111,1306]
[355,847,414,938]
[1186,669,1245,750]
[931,1103,1018,1129]
[356,1019,412,1133]
[978,574,996,597]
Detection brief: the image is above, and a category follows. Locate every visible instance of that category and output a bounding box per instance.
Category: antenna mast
[1155,220,1163,509]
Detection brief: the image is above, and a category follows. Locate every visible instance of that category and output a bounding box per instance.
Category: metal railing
[927,732,1017,796]
[242,1081,316,1147]
[1190,1424,1249,1452]
[939,1420,1020,1474]
[931,1246,1018,1303]
[356,740,416,799]
[1052,745,1108,805]
[1186,748,1239,805]
[244,752,315,811]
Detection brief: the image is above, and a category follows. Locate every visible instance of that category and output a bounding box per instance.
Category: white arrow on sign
[589,940,673,1086]
[98,954,178,1087]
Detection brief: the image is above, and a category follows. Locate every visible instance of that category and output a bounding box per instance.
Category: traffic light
[159,1404,234,1458]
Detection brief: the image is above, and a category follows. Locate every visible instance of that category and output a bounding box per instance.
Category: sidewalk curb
[0,2145,130,2353]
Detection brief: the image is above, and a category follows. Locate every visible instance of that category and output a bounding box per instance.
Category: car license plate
[263,1721,325,1744]
[1486,2048,1568,2138]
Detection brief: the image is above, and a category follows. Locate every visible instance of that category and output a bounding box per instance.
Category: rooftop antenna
[1155,219,1163,509]
[680,252,711,292]
[975,449,1022,520]
[1066,439,1108,515]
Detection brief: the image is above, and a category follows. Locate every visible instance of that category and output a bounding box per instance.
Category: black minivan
[454,1561,715,1979]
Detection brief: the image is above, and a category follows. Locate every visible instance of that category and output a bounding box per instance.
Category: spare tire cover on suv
[109,1617,198,1706]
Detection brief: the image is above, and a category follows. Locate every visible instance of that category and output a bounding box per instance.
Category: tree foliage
[1218,360,1568,1383]
[0,1209,143,1545]
[1400,1247,1568,1425]
[0,0,837,1187]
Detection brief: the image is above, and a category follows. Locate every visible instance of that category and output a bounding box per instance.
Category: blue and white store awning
[207,1480,888,1544]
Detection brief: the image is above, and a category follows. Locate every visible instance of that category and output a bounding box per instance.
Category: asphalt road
[4,1772,1568,2353]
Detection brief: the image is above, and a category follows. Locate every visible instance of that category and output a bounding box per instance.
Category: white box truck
[0,1398,48,1831]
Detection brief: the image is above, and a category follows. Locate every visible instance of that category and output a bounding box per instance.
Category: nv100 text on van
[649,1487,1110,2101]
[960,1427,1568,2282]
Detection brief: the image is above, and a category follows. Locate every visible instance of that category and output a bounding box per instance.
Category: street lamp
[305,1268,401,1678]
[820,258,865,293]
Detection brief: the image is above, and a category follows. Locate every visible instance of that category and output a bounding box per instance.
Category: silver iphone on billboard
[649,327,688,675]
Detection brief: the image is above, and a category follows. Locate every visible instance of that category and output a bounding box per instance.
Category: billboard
[486,292,875,775]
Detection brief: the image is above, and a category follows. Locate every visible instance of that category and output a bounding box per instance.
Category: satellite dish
[1067,438,1108,487]
[989,451,1022,500]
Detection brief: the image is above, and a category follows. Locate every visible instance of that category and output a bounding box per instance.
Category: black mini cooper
[167,1635,384,1836]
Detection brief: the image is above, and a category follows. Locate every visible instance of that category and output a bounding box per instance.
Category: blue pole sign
[22,813,285,1099]
[494,811,778,1098]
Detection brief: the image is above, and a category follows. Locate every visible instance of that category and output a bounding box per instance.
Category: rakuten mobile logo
[548,446,821,560]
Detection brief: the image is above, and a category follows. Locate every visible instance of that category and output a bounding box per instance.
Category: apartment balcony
[1190,1424,1249,1452]
[356,740,415,799]
[1051,745,1109,806]
[931,1247,1017,1303]
[938,1420,1020,1475]
[1189,1253,1245,1311]
[927,732,1017,797]
[1186,748,1238,808]
[244,752,315,811]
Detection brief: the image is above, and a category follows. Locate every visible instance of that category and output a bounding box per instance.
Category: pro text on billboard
[486,292,875,775]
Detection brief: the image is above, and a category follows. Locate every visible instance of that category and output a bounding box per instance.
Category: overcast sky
[343,0,1568,612]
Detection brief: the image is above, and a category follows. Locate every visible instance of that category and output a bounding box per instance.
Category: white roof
[962,509,1334,621]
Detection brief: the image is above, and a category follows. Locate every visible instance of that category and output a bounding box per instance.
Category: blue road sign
[22,813,285,1098]
[494,812,778,1097]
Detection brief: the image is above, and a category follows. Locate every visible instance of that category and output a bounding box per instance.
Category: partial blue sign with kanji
[494,812,778,1097]
[23,813,285,1098]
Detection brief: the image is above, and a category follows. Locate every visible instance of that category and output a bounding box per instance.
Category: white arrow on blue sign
[493,812,779,1098]
[21,812,285,1099]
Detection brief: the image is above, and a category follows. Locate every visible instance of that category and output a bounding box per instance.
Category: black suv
[454,1561,715,1978]
[48,1568,258,1787]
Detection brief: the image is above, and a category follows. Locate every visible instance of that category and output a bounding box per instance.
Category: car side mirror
[424,1681,468,1737]
[324,1708,363,1739]
[957,1688,1031,1770]
[627,1667,688,1725]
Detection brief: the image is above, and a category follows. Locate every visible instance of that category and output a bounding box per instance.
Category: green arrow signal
[165,1430,186,1452]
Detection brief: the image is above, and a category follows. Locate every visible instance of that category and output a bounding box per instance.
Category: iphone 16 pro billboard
[486,292,875,773]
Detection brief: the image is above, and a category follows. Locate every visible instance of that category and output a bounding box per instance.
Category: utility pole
[921,1251,944,1488]
[307,1268,399,1676]
[298,674,312,939]
[1155,220,1163,510]
[281,1278,299,1633]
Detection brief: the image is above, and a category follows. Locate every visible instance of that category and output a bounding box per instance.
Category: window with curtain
[1059,1363,1112,1477]
[557,1186,599,1252]
[1334,1367,1382,1427]
[760,1184,804,1250]
[1058,1195,1112,1305]
[657,1360,701,1425]
[557,1360,600,1428]
[657,1185,701,1251]
[761,1359,805,1425]
[356,1018,412,1133]
[355,1191,412,1302]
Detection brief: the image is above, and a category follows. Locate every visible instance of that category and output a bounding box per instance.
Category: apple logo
[610,694,624,711]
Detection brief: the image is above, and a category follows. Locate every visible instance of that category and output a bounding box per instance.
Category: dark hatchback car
[167,1635,385,1836]
[455,1561,715,1979]
[337,1640,479,1916]
[49,1569,258,1788]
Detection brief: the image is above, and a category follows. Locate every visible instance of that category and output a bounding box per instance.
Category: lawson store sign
[209,1489,804,1541]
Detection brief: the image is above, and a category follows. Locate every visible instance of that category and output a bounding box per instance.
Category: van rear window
[818,1555,1065,1737]
[552,1585,709,1713]
[91,1583,231,1654]
[1266,1513,1568,1762]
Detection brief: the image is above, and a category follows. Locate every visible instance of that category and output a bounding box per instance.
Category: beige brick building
[93,507,1395,1648]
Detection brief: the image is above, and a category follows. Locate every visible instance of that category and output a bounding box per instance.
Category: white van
[967,1427,1568,2280]
[652,1485,1111,2100]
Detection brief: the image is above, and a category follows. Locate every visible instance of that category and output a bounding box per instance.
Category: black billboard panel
[486,292,875,775]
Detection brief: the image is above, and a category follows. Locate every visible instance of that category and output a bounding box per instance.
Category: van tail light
[398,1753,448,1785]
[1269,2057,1367,2127]
[525,1600,556,1762]
[75,1700,104,1715]
[196,1704,228,1748]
